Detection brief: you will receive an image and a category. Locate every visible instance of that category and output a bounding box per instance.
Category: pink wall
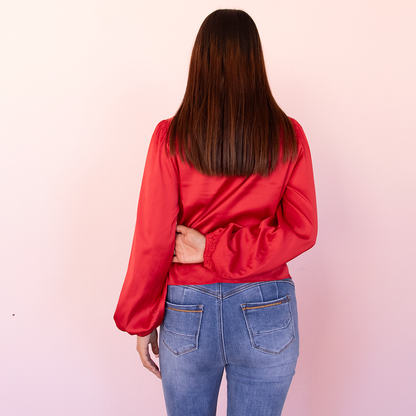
[1,1,415,415]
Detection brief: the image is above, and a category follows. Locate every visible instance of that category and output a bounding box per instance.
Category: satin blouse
[114,118,317,336]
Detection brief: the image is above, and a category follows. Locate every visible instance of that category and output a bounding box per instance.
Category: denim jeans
[159,278,299,416]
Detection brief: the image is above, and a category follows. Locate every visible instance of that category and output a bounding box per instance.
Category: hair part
[169,9,297,177]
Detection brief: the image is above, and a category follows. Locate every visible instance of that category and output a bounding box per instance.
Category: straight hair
[168,9,297,177]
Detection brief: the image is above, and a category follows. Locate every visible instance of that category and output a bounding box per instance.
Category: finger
[150,328,159,358]
[143,357,161,379]
[151,339,159,358]
[176,224,189,234]
[138,347,161,379]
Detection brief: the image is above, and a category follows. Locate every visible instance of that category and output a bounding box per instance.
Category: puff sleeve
[203,121,317,279]
[114,120,179,336]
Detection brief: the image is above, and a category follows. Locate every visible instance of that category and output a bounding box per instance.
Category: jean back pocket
[241,295,295,355]
[162,301,203,356]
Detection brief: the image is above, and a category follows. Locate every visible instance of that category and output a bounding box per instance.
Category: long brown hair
[169,9,297,177]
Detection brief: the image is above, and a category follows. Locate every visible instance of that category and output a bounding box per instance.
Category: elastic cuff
[203,232,219,270]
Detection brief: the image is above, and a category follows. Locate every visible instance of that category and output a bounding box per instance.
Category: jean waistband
[169,278,294,300]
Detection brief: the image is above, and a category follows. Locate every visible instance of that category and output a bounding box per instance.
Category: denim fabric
[159,278,299,416]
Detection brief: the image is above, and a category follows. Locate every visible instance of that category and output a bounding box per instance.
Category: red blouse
[114,118,317,336]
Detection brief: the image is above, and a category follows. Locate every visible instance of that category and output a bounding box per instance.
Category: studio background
[1,1,415,415]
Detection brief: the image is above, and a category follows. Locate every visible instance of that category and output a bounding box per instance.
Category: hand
[173,225,206,264]
[136,329,161,379]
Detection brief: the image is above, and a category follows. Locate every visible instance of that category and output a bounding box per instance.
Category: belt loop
[259,281,279,301]
[166,285,185,304]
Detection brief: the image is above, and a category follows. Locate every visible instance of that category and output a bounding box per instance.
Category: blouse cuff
[203,231,220,271]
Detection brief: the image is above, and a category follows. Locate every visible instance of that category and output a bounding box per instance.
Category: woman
[114,9,317,416]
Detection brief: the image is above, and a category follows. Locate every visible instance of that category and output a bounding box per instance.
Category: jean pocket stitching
[254,337,296,356]
[162,303,203,357]
[241,295,295,356]
[242,296,290,311]
[162,339,199,356]
[163,327,197,338]
[166,305,203,313]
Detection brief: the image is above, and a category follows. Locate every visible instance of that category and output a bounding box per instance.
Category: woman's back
[167,117,316,285]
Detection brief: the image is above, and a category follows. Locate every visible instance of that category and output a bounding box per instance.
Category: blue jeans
[159,278,299,416]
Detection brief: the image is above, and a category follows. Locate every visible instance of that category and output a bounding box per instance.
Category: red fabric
[114,118,317,336]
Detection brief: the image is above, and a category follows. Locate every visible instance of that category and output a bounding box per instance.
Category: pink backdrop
[1,1,415,415]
